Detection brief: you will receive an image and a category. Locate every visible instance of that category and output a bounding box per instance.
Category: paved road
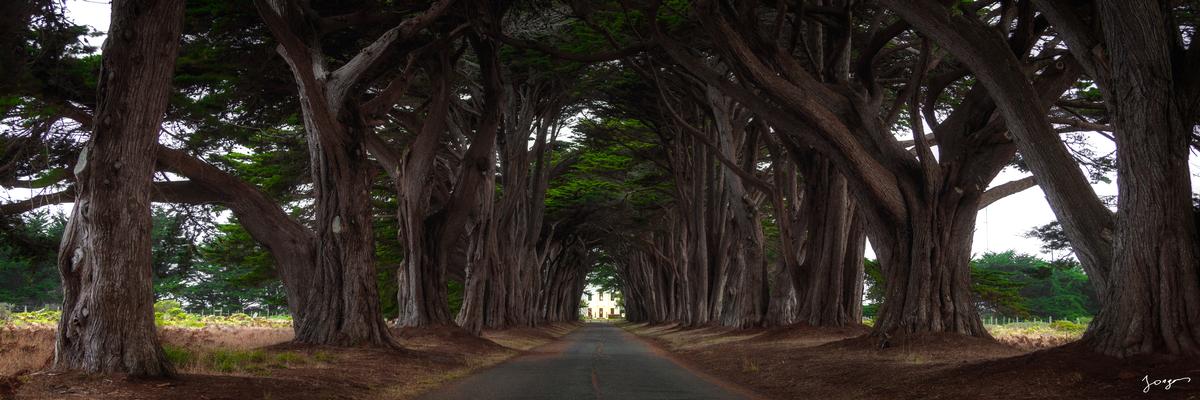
[419,323,751,400]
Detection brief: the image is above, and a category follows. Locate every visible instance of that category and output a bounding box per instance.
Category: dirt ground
[622,323,1200,400]
[0,323,580,400]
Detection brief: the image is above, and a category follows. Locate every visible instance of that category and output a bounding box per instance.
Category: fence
[2,303,291,319]
[983,315,1089,325]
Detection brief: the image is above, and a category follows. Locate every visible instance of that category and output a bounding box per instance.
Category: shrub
[0,303,12,323]
[154,300,184,314]
[1049,320,1086,333]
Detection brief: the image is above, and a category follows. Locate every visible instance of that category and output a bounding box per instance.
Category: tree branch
[327,0,456,105]
[978,175,1037,209]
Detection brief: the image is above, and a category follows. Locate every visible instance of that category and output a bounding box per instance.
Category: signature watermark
[1142,375,1191,393]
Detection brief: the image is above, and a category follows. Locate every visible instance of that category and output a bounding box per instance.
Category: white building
[581,285,623,319]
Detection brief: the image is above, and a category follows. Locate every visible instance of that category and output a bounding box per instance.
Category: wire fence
[1,303,291,319]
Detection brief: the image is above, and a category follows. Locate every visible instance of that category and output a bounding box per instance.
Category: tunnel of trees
[1,0,1197,376]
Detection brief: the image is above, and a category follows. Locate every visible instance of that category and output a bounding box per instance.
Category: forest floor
[0,322,581,399]
[622,322,1200,400]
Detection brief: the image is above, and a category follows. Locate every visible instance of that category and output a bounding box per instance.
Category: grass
[4,301,293,329]
[863,316,1086,350]
[160,345,328,375]
[984,320,1085,350]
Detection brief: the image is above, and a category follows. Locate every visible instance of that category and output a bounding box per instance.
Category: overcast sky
[25,1,1199,261]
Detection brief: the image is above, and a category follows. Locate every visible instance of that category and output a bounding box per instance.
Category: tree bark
[1082,0,1200,358]
[793,157,862,327]
[254,0,399,346]
[458,78,564,332]
[396,57,456,328]
[54,0,184,376]
[869,184,990,339]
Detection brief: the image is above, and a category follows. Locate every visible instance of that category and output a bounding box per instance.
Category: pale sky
[25,1,1199,262]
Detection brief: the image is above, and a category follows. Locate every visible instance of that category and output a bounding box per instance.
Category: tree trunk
[54,0,184,376]
[292,109,392,346]
[841,213,866,323]
[395,59,455,328]
[253,0,402,347]
[794,158,861,327]
[458,79,561,332]
[710,92,768,328]
[870,184,989,338]
[1082,0,1200,358]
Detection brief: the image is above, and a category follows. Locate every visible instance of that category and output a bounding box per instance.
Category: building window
[610,308,615,315]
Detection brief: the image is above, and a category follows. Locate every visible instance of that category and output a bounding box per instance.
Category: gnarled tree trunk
[869,182,989,339]
[793,157,863,327]
[254,0,404,346]
[1082,0,1200,358]
[54,0,184,376]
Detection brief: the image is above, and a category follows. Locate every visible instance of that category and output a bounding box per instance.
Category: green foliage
[862,251,1096,320]
[587,250,622,296]
[155,300,184,314]
[969,263,1029,317]
[0,303,11,323]
[209,349,268,373]
[974,251,1098,320]
[0,211,66,306]
[447,280,464,317]
[862,259,885,317]
[168,220,288,312]
[1024,222,1073,259]
[162,345,195,367]
[1049,319,1087,334]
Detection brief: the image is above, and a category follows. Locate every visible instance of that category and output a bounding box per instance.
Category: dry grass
[0,324,298,376]
[3,321,583,399]
[985,322,1082,350]
[0,325,56,375]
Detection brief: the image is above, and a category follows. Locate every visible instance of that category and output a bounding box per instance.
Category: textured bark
[458,78,564,333]
[869,186,991,339]
[401,33,505,332]
[254,0,420,346]
[292,96,392,346]
[539,239,591,323]
[54,0,183,376]
[765,149,805,326]
[395,58,456,328]
[709,92,768,328]
[1082,0,1200,358]
[664,123,712,326]
[793,158,862,327]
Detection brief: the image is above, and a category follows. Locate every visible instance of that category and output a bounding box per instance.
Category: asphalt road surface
[419,323,751,400]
